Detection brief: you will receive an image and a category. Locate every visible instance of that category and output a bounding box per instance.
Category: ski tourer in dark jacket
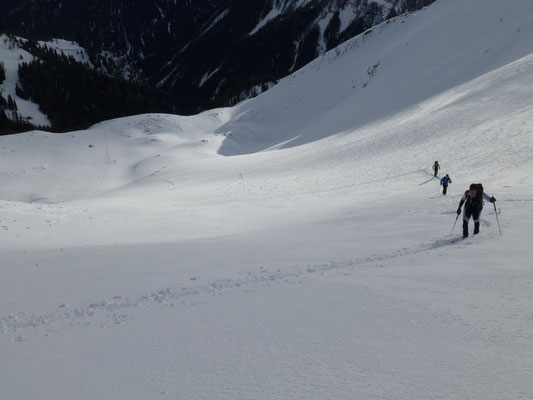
[440,174,452,195]
[457,183,496,238]
[433,161,440,177]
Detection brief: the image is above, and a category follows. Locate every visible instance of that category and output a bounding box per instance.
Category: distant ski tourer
[433,161,440,177]
[440,174,452,195]
[457,183,496,238]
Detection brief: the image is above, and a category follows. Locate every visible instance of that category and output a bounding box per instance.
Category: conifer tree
[0,62,6,84]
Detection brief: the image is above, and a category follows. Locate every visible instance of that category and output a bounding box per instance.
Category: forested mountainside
[0,0,435,132]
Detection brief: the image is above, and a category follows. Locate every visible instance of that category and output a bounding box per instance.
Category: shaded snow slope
[1,0,533,399]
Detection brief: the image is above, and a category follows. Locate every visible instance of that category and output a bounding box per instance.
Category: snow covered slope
[1,0,533,399]
[37,38,92,65]
[0,35,105,129]
[0,35,50,127]
[219,0,533,154]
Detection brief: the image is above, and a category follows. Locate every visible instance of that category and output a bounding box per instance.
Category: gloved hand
[457,207,462,215]
[490,196,496,203]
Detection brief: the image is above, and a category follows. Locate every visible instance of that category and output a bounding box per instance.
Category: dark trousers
[463,204,482,237]
[442,185,448,195]
[434,169,438,177]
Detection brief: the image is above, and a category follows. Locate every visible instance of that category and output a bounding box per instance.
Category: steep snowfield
[1,0,533,399]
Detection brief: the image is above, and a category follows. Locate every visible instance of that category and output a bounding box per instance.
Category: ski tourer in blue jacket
[440,174,452,195]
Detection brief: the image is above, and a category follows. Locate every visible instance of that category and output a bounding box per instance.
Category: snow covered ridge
[0,35,118,130]
[2,0,533,398]
[0,35,51,127]
[36,38,93,66]
[0,34,156,133]
[36,38,139,81]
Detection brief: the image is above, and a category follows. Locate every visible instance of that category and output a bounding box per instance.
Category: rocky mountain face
[1,0,436,123]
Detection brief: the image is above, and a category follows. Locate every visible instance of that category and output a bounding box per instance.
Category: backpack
[475,183,484,197]
[465,184,484,206]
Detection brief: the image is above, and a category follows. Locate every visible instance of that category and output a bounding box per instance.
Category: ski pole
[450,213,460,235]
[493,202,502,236]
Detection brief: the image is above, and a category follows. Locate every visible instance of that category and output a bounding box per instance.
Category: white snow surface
[2,0,533,399]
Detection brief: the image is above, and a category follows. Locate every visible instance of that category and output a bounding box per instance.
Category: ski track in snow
[88,131,110,199]
[0,231,498,340]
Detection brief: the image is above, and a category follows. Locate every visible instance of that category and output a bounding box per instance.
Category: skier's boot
[474,222,480,235]
[462,220,469,238]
